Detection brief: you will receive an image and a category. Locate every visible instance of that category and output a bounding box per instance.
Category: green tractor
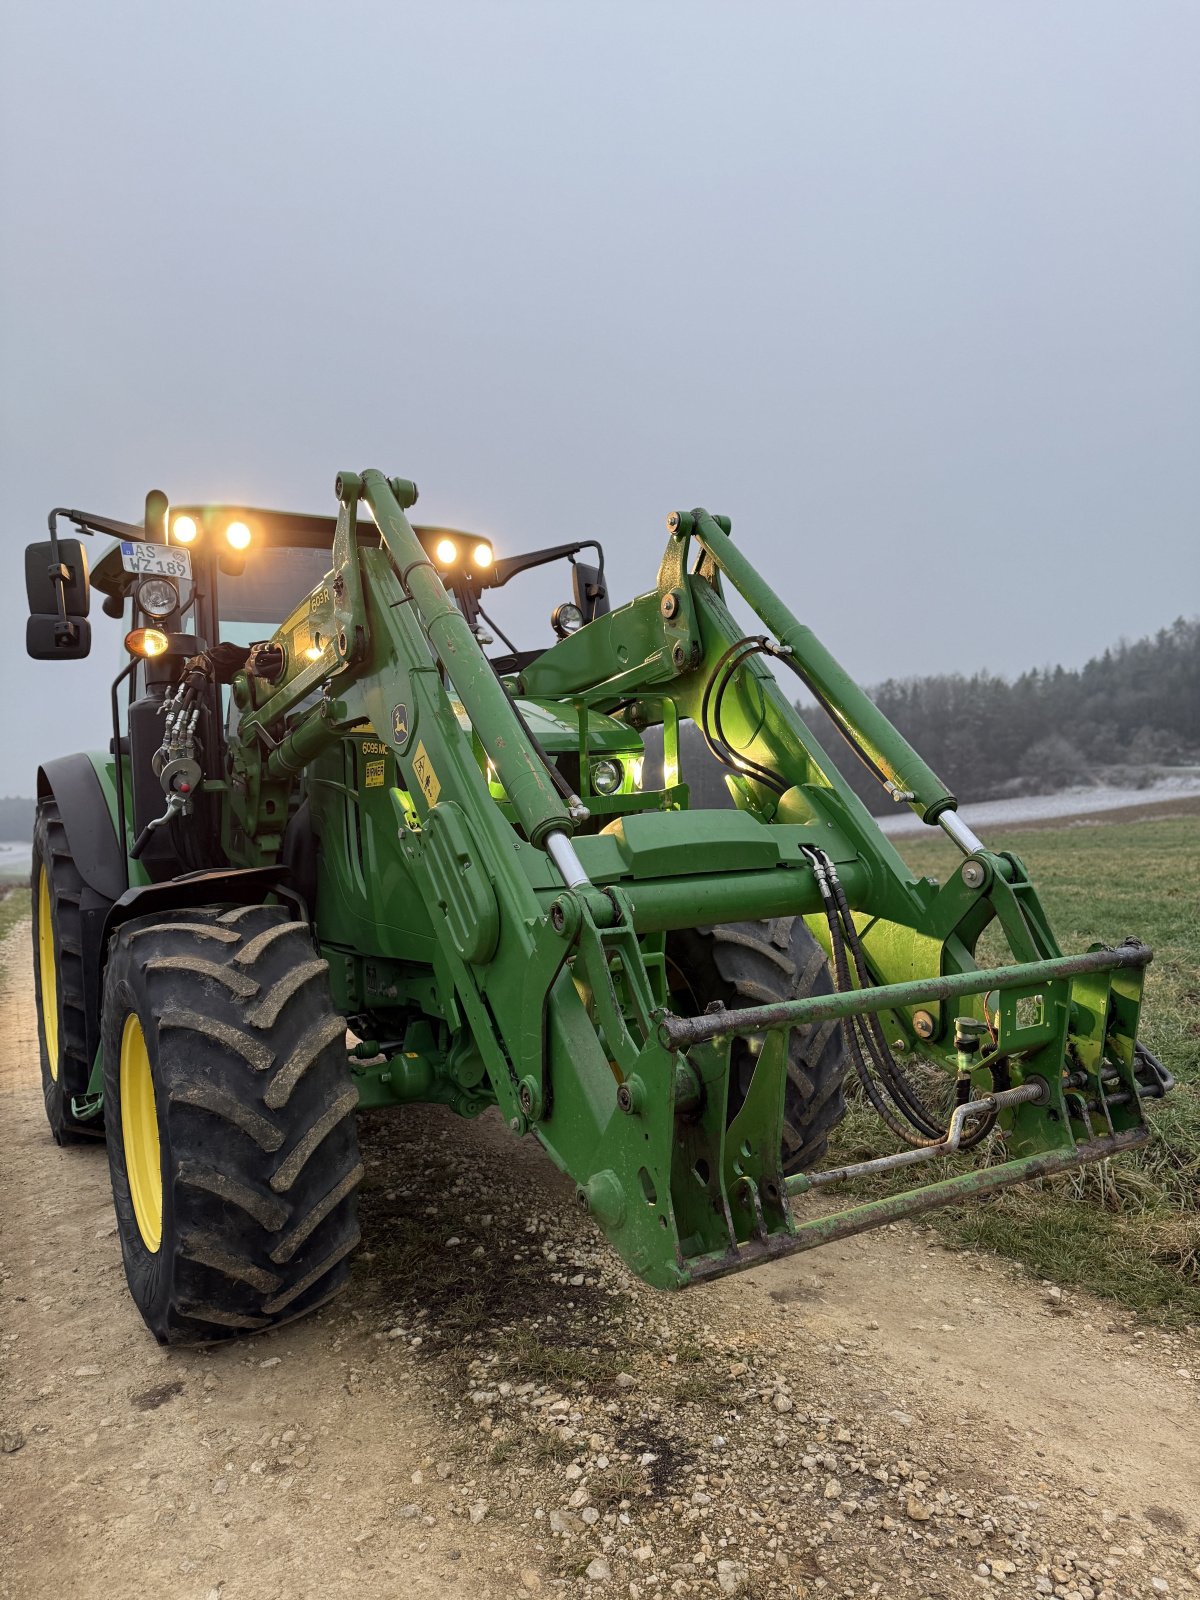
[25,472,1170,1343]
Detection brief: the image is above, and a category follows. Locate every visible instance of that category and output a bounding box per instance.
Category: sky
[1,1,1197,779]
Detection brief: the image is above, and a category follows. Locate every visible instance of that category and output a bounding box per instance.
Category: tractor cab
[26,489,640,887]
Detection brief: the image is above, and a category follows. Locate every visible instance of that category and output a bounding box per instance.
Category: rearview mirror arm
[482,539,605,591]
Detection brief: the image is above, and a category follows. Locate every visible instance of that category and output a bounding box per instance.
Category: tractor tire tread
[102,904,362,1344]
[32,800,100,1144]
[670,916,848,1174]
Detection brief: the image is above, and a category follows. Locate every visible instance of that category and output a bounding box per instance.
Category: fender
[101,865,300,947]
[37,754,130,903]
[37,754,136,1088]
[37,759,297,1097]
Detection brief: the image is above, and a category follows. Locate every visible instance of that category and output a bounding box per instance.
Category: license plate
[119,541,192,580]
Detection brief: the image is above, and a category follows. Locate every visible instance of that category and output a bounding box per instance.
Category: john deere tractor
[25,472,1170,1343]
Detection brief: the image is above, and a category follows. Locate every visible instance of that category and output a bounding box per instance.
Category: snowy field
[878,772,1200,837]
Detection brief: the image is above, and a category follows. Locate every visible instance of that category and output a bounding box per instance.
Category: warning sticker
[364,760,385,788]
[410,741,441,807]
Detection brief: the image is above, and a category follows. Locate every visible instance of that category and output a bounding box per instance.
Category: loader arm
[225,471,1163,1289]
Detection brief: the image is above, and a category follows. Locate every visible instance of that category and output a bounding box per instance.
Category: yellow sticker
[364,759,385,788]
[411,741,441,807]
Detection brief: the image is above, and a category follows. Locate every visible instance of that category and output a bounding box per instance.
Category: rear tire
[102,904,363,1343]
[667,917,848,1174]
[31,800,102,1144]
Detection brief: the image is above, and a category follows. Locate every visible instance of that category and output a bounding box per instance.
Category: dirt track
[2,912,1198,1600]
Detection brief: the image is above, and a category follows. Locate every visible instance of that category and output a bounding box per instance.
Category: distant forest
[800,616,1200,815]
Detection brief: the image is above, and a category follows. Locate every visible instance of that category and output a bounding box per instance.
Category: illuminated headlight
[171,515,198,544]
[591,758,623,795]
[225,520,252,550]
[136,576,178,619]
[472,542,493,569]
[435,537,458,565]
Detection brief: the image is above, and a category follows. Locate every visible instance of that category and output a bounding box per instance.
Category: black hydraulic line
[772,649,898,797]
[800,844,997,1149]
[476,601,520,657]
[711,641,789,796]
[819,850,954,1141]
[803,844,931,1138]
[802,845,929,1145]
[828,850,1000,1148]
[699,637,788,796]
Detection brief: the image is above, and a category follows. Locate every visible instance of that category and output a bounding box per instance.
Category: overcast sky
[2,1,1197,783]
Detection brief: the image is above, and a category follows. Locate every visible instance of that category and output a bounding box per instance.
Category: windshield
[217,546,334,628]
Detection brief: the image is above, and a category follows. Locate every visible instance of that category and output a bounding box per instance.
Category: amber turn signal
[125,628,170,659]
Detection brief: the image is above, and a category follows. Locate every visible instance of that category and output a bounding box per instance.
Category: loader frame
[39,470,1165,1292]
[212,470,1157,1288]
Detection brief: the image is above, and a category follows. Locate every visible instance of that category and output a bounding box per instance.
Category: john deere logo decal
[391,703,409,745]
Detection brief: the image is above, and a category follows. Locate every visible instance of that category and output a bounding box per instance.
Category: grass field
[830,813,1200,1325]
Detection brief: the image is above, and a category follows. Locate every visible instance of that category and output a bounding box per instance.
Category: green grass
[828,814,1200,1324]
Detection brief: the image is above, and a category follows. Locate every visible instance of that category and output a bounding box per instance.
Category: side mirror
[572,560,609,624]
[25,538,90,618]
[26,614,92,660]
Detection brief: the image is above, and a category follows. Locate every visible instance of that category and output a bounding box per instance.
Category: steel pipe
[658,942,1153,1050]
[788,1079,1049,1195]
[688,1126,1151,1282]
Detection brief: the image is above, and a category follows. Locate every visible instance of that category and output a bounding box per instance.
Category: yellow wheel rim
[37,866,59,1080]
[120,1013,163,1252]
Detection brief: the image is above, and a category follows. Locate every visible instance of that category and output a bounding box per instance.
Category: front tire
[102,904,363,1343]
[31,800,101,1143]
[668,916,849,1174]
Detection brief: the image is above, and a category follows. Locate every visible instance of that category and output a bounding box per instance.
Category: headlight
[435,537,458,565]
[136,577,178,619]
[225,520,252,550]
[171,515,198,544]
[591,758,623,795]
[472,542,493,569]
[551,602,584,638]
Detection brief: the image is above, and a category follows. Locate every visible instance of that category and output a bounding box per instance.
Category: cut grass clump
[497,1326,624,1389]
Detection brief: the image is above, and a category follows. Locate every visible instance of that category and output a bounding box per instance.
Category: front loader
[25,470,1171,1341]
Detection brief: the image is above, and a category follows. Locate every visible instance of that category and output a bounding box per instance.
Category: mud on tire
[32,799,102,1144]
[668,916,848,1174]
[102,904,363,1344]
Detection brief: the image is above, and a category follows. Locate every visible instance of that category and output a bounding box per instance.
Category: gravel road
[2,913,1197,1600]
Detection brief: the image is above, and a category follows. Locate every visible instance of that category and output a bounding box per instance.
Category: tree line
[799,615,1200,815]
